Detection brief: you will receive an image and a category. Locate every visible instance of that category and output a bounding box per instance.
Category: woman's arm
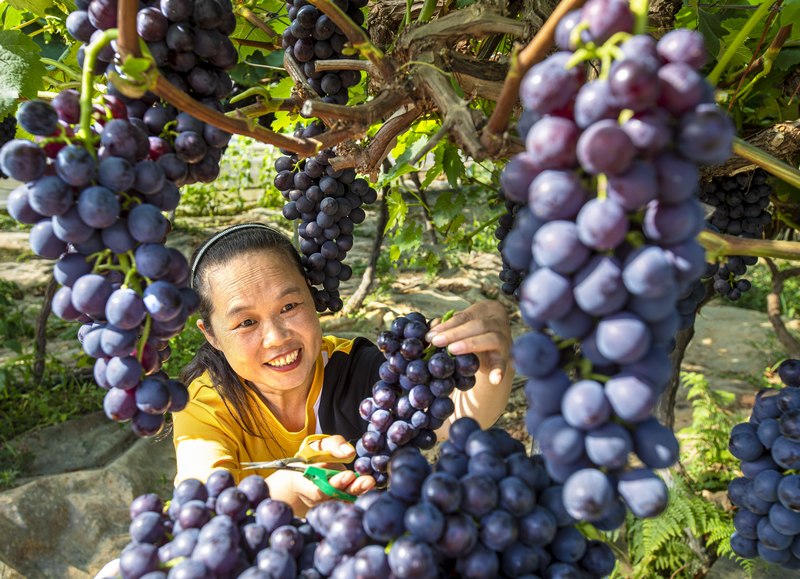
[426,300,515,437]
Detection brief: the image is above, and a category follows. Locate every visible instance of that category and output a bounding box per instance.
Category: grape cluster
[728,359,800,569]
[494,196,524,298]
[349,420,617,578]
[354,312,479,486]
[700,170,772,300]
[0,97,196,437]
[0,115,15,178]
[275,122,377,312]
[66,0,236,186]
[500,0,735,525]
[282,0,367,101]
[113,419,618,578]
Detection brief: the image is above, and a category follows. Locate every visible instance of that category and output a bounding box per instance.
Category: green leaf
[4,339,22,355]
[780,0,800,29]
[0,4,27,29]
[431,191,465,229]
[442,144,463,188]
[774,48,800,71]
[696,8,726,59]
[6,0,53,17]
[389,222,423,262]
[0,30,47,119]
[385,190,408,233]
[674,5,698,30]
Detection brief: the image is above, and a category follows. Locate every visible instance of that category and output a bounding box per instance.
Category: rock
[7,412,136,480]
[0,433,175,578]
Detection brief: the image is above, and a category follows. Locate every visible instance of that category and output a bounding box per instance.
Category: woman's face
[197,250,323,398]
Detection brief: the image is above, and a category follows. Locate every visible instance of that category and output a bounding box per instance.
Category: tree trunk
[340,191,389,317]
[656,326,696,428]
[765,259,800,359]
[33,276,58,386]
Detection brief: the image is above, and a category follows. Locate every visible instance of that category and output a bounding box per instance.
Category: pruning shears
[241,434,358,502]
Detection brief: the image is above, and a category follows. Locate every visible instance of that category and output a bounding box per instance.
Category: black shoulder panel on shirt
[318,337,384,444]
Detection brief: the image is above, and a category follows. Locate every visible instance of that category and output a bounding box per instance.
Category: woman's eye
[238,319,255,328]
[281,303,298,313]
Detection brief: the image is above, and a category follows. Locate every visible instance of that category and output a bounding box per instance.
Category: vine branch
[301,91,410,124]
[732,137,800,189]
[699,229,800,262]
[764,258,800,359]
[313,59,377,75]
[481,0,587,154]
[237,7,280,42]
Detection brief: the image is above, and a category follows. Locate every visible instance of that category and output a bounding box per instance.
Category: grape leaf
[1,4,26,29]
[389,222,422,262]
[6,0,52,17]
[442,144,463,188]
[779,0,800,30]
[696,9,726,59]
[774,48,800,71]
[385,190,408,233]
[0,30,47,120]
[431,190,465,230]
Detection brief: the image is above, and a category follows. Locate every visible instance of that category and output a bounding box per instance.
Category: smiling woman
[174,223,515,514]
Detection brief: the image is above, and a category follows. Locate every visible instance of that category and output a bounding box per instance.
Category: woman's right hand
[266,435,376,515]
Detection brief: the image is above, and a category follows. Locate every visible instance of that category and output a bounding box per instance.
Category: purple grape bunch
[114,418,617,577]
[282,0,367,102]
[353,311,480,486]
[700,169,772,301]
[65,0,236,186]
[499,0,735,525]
[275,122,378,313]
[0,98,196,437]
[728,359,800,569]
[0,115,15,179]
[494,196,525,298]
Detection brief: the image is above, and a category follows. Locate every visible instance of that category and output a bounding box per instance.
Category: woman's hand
[426,300,513,385]
[266,435,376,515]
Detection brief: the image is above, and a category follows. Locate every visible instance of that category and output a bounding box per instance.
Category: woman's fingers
[427,318,498,349]
[316,434,356,459]
[346,474,376,495]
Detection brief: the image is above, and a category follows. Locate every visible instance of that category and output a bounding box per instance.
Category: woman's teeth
[268,349,300,367]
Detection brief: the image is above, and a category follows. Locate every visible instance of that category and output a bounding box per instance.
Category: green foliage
[161,313,206,379]
[610,475,736,578]
[677,372,744,491]
[719,260,800,319]
[675,0,800,129]
[0,30,48,119]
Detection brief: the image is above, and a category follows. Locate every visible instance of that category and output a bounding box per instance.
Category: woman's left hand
[425,300,513,385]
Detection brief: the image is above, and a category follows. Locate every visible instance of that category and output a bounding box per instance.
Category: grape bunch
[66,0,236,186]
[275,122,377,312]
[0,97,196,437]
[700,170,772,300]
[728,359,800,569]
[494,196,524,298]
[322,419,617,578]
[283,0,367,101]
[500,0,735,525]
[0,115,15,178]
[353,312,480,486]
[108,419,619,578]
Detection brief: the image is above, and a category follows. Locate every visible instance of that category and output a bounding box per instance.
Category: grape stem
[304,0,394,81]
[698,229,800,262]
[417,0,437,23]
[136,315,152,364]
[79,29,119,155]
[629,0,649,36]
[706,0,778,87]
[231,37,281,51]
[732,137,800,190]
[41,58,82,82]
[480,0,588,154]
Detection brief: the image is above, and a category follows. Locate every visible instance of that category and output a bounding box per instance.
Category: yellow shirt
[172,335,355,484]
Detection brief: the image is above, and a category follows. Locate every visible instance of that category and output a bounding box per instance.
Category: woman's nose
[262,317,290,347]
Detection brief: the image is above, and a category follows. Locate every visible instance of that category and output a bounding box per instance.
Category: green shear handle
[302,466,358,502]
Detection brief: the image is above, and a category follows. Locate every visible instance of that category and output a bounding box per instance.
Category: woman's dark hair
[181,223,309,451]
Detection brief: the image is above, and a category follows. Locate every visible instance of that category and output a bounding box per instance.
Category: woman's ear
[197,318,220,350]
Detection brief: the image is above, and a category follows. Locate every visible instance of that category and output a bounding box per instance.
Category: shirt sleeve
[172,390,246,484]
[317,337,384,444]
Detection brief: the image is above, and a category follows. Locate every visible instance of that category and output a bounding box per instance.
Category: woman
[174,222,514,514]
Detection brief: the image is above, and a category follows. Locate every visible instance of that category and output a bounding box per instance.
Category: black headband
[190,223,285,287]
